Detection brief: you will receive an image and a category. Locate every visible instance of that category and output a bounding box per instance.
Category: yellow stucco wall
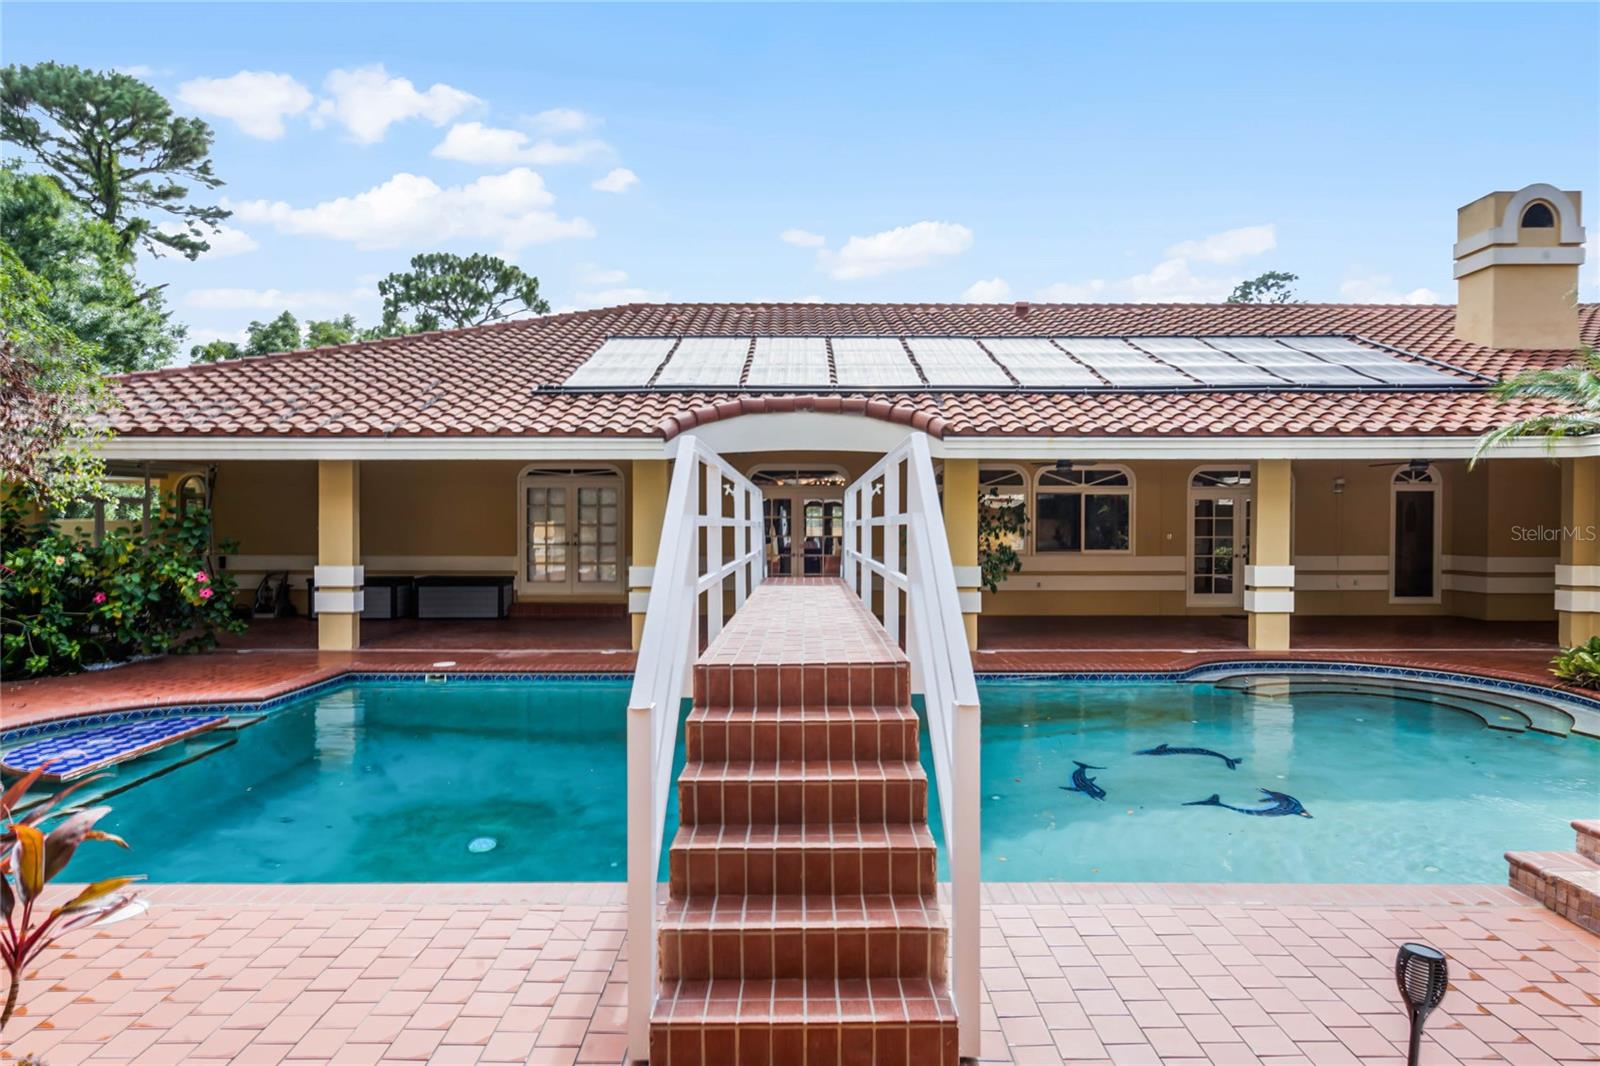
[200,454,1562,623]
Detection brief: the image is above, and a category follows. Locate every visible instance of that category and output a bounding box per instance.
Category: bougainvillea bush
[0,490,244,677]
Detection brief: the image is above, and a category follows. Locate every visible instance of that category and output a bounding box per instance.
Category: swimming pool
[21,671,1598,885]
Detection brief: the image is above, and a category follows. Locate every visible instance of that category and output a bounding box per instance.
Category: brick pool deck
[0,882,1594,1065]
[2,616,1596,1063]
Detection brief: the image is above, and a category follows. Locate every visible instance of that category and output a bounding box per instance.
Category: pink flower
[93,591,107,604]
[195,571,209,583]
[199,587,214,600]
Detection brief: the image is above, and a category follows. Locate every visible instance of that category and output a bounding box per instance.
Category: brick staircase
[1507,819,1600,935]
[649,579,958,1065]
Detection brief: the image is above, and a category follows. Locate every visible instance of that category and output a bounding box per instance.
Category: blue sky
[8,2,1597,351]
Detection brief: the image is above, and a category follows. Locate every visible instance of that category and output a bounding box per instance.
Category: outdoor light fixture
[1395,942,1448,1066]
[1053,459,1075,474]
[1407,458,1431,474]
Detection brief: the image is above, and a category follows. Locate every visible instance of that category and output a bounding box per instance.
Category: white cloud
[1338,275,1442,304]
[185,285,374,315]
[228,168,594,251]
[579,266,631,285]
[154,224,260,259]
[313,64,479,144]
[1164,224,1277,265]
[962,277,1012,302]
[573,286,668,307]
[186,326,249,345]
[1035,224,1281,303]
[116,64,158,78]
[591,167,639,194]
[528,107,595,134]
[177,71,314,139]
[432,121,607,165]
[780,228,826,248]
[823,220,973,280]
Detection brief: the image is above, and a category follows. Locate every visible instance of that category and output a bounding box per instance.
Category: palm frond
[1471,347,1600,468]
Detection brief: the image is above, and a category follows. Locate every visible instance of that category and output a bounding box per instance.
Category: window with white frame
[1188,467,1253,601]
[1034,465,1132,552]
[517,465,625,594]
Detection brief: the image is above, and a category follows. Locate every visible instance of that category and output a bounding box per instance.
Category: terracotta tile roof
[108,302,1600,440]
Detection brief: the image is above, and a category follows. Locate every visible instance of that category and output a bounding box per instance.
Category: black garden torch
[1395,942,1448,1066]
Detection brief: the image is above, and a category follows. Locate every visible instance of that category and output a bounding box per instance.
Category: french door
[762,491,845,576]
[1188,469,1254,606]
[521,471,623,595]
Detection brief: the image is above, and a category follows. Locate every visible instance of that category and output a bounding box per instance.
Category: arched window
[176,473,209,517]
[516,465,625,595]
[1519,201,1556,229]
[978,465,1029,553]
[1391,464,1441,601]
[1035,464,1132,553]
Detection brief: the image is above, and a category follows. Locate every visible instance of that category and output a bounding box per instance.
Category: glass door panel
[575,484,621,587]
[1394,490,1435,598]
[764,498,795,576]
[526,485,569,585]
[1192,494,1241,599]
[801,499,844,575]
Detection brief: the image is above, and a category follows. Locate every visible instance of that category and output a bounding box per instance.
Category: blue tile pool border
[8,660,1596,748]
[0,671,633,746]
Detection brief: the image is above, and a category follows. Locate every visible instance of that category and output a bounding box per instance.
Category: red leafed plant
[1,762,142,1032]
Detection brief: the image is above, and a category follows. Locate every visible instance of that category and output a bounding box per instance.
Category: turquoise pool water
[61,679,646,883]
[37,674,1599,885]
[969,679,1599,883]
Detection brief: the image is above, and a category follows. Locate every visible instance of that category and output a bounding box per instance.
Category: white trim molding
[1555,590,1600,613]
[1453,244,1584,279]
[1242,589,1295,614]
[1556,564,1600,586]
[628,565,655,587]
[1244,564,1295,587]
[313,589,365,614]
[958,590,983,614]
[952,565,982,587]
[313,564,364,587]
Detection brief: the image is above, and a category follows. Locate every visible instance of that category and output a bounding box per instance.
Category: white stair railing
[626,434,765,1060]
[842,431,982,1060]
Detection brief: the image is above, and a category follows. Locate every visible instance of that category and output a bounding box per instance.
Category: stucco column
[1556,457,1600,645]
[942,459,981,651]
[629,460,669,650]
[1245,459,1294,651]
[316,460,363,651]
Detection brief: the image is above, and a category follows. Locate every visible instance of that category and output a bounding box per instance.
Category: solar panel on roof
[562,338,677,388]
[745,336,829,387]
[1142,350,1283,386]
[1056,339,1193,384]
[905,338,1013,387]
[1126,336,1219,353]
[980,338,1099,387]
[831,337,923,388]
[654,337,750,387]
[1279,336,1372,354]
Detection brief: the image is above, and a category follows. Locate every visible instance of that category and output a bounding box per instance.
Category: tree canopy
[1226,270,1300,304]
[1,62,228,260]
[0,166,183,371]
[0,243,108,508]
[377,252,551,332]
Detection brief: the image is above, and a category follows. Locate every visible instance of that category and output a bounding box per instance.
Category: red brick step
[658,894,948,980]
[685,704,920,763]
[677,759,929,826]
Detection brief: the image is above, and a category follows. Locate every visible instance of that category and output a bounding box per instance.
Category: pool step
[1506,821,1600,936]
[692,659,910,710]
[667,824,938,898]
[649,977,956,1066]
[658,894,948,980]
[677,759,928,826]
[686,705,920,763]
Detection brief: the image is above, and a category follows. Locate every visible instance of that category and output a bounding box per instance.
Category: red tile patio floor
[1,882,1594,1065]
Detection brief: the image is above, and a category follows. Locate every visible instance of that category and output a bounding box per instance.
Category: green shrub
[1551,637,1600,689]
[1,489,244,677]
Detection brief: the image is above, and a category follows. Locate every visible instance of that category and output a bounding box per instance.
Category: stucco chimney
[1454,183,1585,349]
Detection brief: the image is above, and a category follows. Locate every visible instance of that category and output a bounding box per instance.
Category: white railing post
[627,435,766,1062]
[842,487,856,588]
[839,431,981,1059]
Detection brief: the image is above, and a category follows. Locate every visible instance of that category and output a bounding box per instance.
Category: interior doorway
[750,466,848,577]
